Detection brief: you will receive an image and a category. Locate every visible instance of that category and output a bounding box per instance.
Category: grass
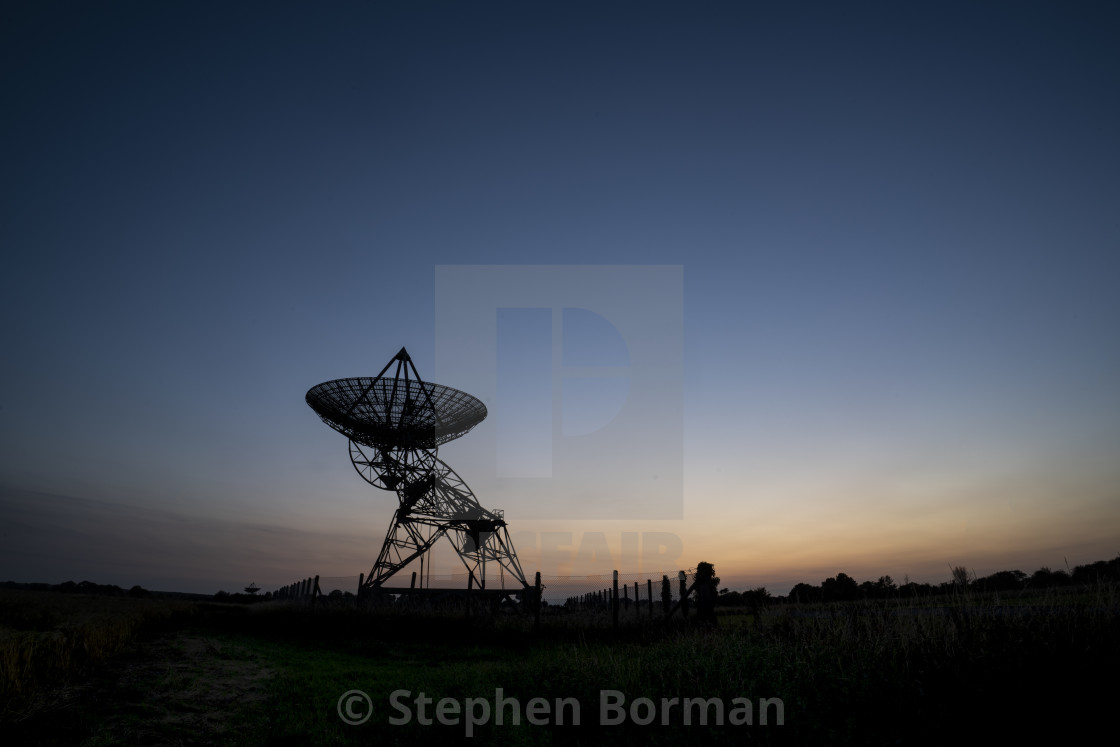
[0,590,196,721]
[2,585,1117,744]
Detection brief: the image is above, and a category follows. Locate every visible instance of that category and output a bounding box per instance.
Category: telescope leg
[367,512,445,588]
[448,524,529,591]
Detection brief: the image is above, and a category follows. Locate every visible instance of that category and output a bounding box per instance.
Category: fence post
[662,575,671,616]
[534,571,542,631]
[612,571,619,629]
[410,571,417,589]
[679,571,689,618]
[358,572,364,602]
[634,582,639,616]
[648,579,654,618]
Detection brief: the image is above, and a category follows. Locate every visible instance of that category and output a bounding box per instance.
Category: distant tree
[694,562,719,626]
[788,582,820,604]
[900,581,932,598]
[741,587,771,615]
[1030,567,1071,588]
[975,570,1026,592]
[950,566,972,588]
[821,573,858,602]
[719,589,744,606]
[692,562,720,594]
[1072,556,1120,585]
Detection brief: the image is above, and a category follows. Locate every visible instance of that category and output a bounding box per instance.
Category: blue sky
[2,1,1118,593]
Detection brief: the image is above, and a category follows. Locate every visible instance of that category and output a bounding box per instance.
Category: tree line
[716,552,1120,606]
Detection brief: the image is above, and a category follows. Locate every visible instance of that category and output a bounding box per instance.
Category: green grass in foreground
[223,587,1119,746]
[3,586,1118,745]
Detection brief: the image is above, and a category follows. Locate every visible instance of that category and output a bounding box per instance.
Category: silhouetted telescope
[305,347,528,594]
[306,346,486,453]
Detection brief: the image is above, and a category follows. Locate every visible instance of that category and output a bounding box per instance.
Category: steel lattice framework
[306,347,529,594]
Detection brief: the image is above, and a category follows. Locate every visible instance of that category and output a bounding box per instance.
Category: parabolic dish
[306,377,487,450]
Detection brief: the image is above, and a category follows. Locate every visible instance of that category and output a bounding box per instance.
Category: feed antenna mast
[306,347,529,594]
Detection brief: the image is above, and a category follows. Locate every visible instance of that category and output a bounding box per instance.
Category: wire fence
[275,569,699,608]
[540,570,699,608]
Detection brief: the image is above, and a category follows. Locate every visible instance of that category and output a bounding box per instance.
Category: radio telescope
[306,347,529,596]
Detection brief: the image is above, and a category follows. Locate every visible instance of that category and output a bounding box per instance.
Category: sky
[2,1,1118,595]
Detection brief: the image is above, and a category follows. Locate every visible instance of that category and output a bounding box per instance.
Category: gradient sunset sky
[2,1,1118,594]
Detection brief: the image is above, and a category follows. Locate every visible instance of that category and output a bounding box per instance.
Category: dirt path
[10,629,276,745]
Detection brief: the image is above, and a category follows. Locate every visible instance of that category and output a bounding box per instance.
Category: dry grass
[0,590,196,720]
[3,582,1117,744]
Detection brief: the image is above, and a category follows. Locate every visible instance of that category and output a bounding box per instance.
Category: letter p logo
[436,266,682,519]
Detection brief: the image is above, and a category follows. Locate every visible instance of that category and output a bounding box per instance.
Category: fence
[273,569,701,621]
[273,575,321,601]
[546,569,697,607]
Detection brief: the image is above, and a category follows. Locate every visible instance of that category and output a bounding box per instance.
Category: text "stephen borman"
[389,688,784,736]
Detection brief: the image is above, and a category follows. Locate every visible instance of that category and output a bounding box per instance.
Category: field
[2,585,1118,745]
